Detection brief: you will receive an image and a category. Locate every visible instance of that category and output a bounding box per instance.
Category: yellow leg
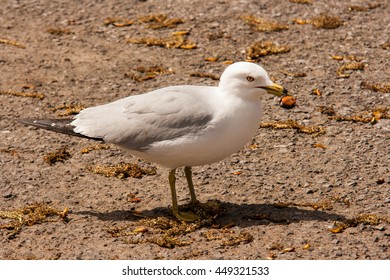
[184,166,197,203]
[169,168,200,222]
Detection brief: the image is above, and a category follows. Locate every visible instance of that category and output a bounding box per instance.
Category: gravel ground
[1,0,389,260]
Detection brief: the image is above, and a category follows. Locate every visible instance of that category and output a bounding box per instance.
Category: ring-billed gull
[21,62,293,221]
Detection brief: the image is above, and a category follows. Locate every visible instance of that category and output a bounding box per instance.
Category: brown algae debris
[241,15,289,32]
[46,27,74,35]
[260,120,325,135]
[329,213,387,233]
[107,200,233,249]
[331,54,362,62]
[246,41,290,60]
[331,55,364,77]
[104,14,184,29]
[0,90,45,100]
[220,231,254,247]
[348,3,380,12]
[0,38,26,48]
[127,33,196,49]
[104,17,134,27]
[0,148,19,157]
[311,88,322,96]
[337,62,365,78]
[204,57,219,62]
[293,15,343,29]
[320,106,390,123]
[48,103,86,116]
[90,162,156,179]
[43,147,72,165]
[112,216,195,248]
[310,15,343,29]
[0,203,69,238]
[137,14,184,29]
[80,144,110,154]
[125,65,174,82]
[361,81,390,93]
[381,41,390,50]
[331,108,390,124]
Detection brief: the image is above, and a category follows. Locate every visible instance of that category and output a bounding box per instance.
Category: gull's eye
[246,76,255,82]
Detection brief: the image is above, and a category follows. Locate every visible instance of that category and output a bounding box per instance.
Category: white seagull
[21,62,293,221]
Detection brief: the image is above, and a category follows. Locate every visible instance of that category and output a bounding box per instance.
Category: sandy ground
[1,0,389,260]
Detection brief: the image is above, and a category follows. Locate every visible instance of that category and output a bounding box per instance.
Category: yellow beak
[258,83,288,97]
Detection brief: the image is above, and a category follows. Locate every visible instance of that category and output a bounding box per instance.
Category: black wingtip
[19,118,104,142]
[19,118,36,125]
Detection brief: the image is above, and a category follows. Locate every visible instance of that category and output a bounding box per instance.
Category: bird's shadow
[73,201,346,228]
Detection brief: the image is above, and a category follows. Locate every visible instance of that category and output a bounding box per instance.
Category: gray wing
[72,86,215,151]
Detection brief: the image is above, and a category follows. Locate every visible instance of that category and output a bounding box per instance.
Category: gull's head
[219,62,288,101]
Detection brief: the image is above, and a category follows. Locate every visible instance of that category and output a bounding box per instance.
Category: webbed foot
[173,209,200,222]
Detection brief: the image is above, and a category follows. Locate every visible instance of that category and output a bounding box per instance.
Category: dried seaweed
[331,108,390,124]
[266,242,296,259]
[48,103,86,116]
[127,33,196,49]
[108,200,225,248]
[190,72,220,80]
[0,203,69,239]
[313,143,327,149]
[281,247,295,253]
[329,213,387,233]
[260,120,325,135]
[337,62,365,78]
[220,231,253,247]
[348,3,380,12]
[246,41,290,60]
[46,27,73,35]
[241,15,289,32]
[0,38,26,48]
[311,88,322,96]
[361,81,390,93]
[0,148,19,157]
[138,14,184,29]
[90,162,156,179]
[331,55,364,77]
[293,15,343,29]
[80,144,110,154]
[105,14,184,29]
[204,57,219,62]
[125,65,174,82]
[0,90,45,100]
[310,15,343,29]
[381,41,390,50]
[104,17,134,27]
[331,54,362,62]
[43,147,71,165]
